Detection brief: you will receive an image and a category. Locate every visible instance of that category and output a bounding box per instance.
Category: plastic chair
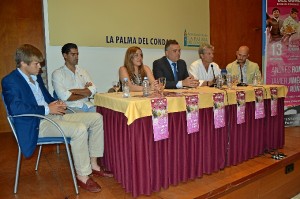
[35,106,75,167]
[2,95,79,194]
[52,91,75,153]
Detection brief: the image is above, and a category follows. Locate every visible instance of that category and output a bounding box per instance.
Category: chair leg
[65,143,79,194]
[35,145,42,171]
[14,150,22,194]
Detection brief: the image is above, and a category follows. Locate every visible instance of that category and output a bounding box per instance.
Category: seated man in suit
[226,46,261,84]
[52,43,96,112]
[188,43,221,86]
[2,44,112,193]
[153,39,199,89]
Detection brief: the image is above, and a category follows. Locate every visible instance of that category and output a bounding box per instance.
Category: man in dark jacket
[2,44,112,193]
[153,40,199,89]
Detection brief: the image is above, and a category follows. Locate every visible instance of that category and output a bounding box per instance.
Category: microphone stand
[237,64,248,87]
[209,64,217,87]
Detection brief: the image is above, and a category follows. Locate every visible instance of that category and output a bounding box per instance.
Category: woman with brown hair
[119,46,156,91]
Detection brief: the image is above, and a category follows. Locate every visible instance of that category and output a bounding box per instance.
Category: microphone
[209,64,217,87]
[237,64,248,87]
[211,64,216,80]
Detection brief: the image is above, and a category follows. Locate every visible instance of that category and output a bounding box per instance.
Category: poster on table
[263,0,300,126]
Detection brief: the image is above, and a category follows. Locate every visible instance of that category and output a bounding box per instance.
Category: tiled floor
[0,127,299,199]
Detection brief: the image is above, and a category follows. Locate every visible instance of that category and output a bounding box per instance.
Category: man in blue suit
[2,44,112,193]
[153,40,199,89]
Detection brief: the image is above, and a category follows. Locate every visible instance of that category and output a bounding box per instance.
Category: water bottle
[122,78,130,98]
[221,69,227,85]
[253,73,258,86]
[216,74,223,89]
[142,77,150,97]
[226,73,232,89]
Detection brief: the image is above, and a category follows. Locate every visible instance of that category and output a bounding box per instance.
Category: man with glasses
[153,39,199,89]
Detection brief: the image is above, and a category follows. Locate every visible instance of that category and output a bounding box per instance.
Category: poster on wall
[263,0,300,126]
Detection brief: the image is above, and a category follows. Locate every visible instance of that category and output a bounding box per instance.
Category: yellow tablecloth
[94,85,287,125]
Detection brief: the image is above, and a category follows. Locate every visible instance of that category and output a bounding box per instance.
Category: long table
[94,85,287,197]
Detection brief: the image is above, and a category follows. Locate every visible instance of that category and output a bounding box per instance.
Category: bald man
[226,46,261,84]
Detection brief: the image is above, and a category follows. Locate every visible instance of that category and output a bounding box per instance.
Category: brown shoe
[77,178,101,193]
[92,169,114,178]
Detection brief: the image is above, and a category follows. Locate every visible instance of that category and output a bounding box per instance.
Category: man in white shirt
[52,43,96,112]
[188,43,221,86]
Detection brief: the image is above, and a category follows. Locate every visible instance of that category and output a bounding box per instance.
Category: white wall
[43,0,198,93]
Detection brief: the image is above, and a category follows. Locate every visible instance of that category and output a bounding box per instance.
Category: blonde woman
[119,46,157,91]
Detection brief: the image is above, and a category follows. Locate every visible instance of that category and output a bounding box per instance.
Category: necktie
[171,62,178,82]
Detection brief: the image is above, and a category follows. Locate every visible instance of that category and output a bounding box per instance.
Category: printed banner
[236,91,246,124]
[255,88,266,119]
[270,87,278,116]
[213,93,225,129]
[284,106,300,126]
[264,0,300,107]
[151,98,169,141]
[47,0,210,49]
[185,95,199,134]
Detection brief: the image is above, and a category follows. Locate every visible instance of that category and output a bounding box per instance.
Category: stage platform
[0,127,299,199]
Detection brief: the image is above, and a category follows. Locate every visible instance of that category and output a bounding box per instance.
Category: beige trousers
[39,112,103,176]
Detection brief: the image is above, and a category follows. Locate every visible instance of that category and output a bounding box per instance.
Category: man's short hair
[61,43,78,54]
[198,43,214,55]
[272,7,280,13]
[291,7,298,14]
[15,44,44,68]
[165,40,179,51]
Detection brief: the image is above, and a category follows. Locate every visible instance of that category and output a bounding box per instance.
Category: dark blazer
[153,56,189,89]
[2,70,55,158]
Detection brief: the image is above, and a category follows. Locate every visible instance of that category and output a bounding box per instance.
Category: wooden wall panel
[0,0,45,133]
[210,0,262,70]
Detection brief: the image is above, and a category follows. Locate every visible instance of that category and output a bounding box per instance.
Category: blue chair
[2,95,79,194]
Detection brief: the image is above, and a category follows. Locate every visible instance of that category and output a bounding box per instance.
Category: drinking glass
[216,74,223,88]
[232,75,238,89]
[112,81,120,94]
[158,77,166,97]
[226,74,232,89]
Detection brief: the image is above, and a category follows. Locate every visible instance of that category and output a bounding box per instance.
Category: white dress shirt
[52,65,96,108]
[17,68,50,115]
[166,58,183,88]
[188,59,221,86]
